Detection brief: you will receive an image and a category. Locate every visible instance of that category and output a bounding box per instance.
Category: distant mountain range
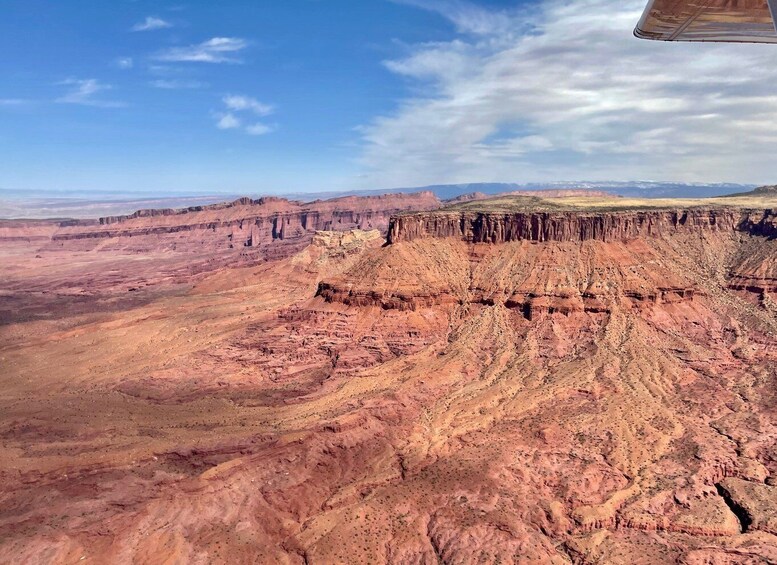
[384,181,758,200]
[0,181,762,219]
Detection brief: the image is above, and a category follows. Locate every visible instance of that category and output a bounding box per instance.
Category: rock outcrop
[717,478,777,534]
[388,208,777,244]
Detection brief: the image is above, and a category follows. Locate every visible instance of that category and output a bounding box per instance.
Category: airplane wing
[635,0,777,43]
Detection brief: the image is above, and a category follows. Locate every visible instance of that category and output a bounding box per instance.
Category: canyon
[0,191,775,564]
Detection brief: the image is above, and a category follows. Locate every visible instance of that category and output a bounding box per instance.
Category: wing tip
[633,26,658,41]
[634,0,777,44]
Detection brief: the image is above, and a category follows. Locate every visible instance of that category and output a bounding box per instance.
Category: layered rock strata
[387,208,777,244]
[317,238,702,321]
[49,192,441,251]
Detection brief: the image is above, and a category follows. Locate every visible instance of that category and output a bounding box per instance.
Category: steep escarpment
[96,196,260,225]
[317,238,701,320]
[382,205,776,314]
[49,191,441,252]
[388,207,776,244]
[378,205,776,317]
[728,236,777,311]
[740,207,777,238]
[0,219,66,242]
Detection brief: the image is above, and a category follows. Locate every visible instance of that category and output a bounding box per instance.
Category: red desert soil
[0,193,775,564]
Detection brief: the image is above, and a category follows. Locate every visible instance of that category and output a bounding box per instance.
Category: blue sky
[2,0,777,195]
[1,0,456,194]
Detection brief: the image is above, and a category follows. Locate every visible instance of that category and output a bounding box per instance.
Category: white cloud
[216,113,242,129]
[360,0,777,186]
[131,16,172,32]
[116,57,134,69]
[0,99,27,106]
[150,79,207,89]
[223,95,273,116]
[55,79,125,108]
[245,122,274,135]
[392,0,520,36]
[154,37,248,64]
[214,94,275,135]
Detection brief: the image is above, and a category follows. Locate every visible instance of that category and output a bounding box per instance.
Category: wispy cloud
[392,0,520,36]
[223,95,273,116]
[360,0,777,185]
[131,16,173,32]
[0,98,28,106]
[245,122,273,136]
[150,79,207,89]
[154,37,248,64]
[214,95,275,135]
[216,113,241,129]
[55,79,125,108]
[115,57,134,69]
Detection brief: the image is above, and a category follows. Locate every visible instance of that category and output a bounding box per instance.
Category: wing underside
[635,0,777,43]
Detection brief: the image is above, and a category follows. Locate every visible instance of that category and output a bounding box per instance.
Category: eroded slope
[0,201,775,564]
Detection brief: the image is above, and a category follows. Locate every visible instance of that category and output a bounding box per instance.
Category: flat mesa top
[635,0,777,43]
[433,193,777,214]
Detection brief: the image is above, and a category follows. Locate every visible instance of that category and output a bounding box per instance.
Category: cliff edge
[387,195,777,244]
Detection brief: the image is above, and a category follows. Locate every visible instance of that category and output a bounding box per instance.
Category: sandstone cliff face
[388,208,777,244]
[52,192,439,248]
[96,196,260,225]
[327,206,776,320]
[43,192,440,253]
[744,208,777,238]
[316,238,702,321]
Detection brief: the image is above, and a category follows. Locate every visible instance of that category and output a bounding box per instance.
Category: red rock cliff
[48,192,441,251]
[387,208,777,244]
